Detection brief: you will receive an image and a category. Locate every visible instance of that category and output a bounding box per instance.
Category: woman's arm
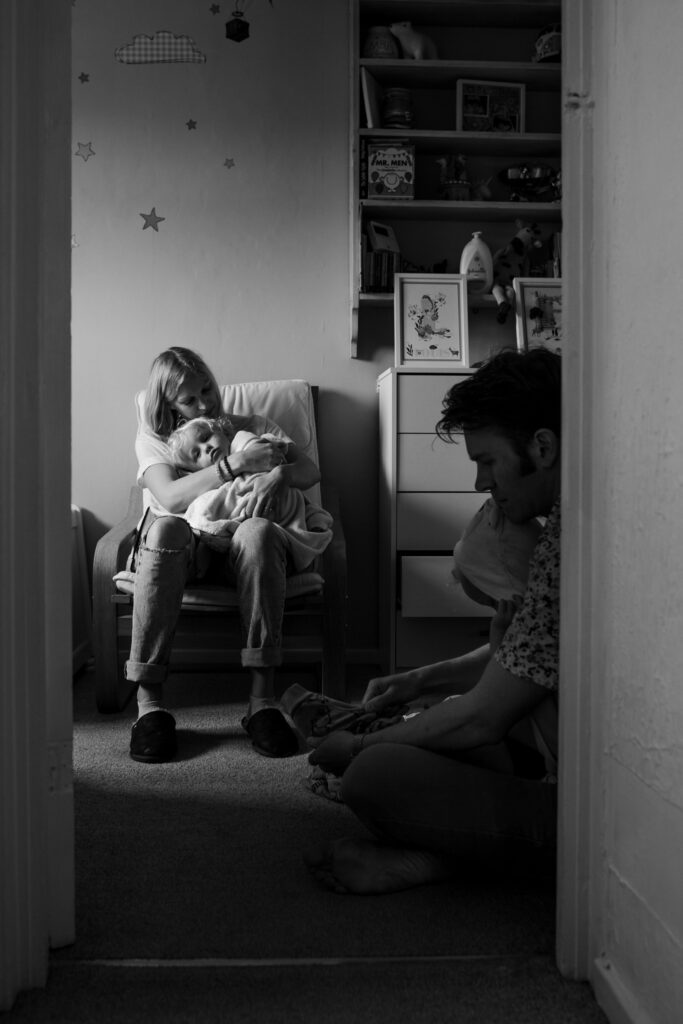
[142,462,222,515]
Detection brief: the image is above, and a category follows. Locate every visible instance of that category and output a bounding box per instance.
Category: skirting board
[592,956,659,1024]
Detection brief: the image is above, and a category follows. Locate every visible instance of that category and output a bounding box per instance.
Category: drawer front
[398,372,470,433]
[398,433,476,492]
[396,616,492,669]
[397,491,485,550]
[401,555,494,618]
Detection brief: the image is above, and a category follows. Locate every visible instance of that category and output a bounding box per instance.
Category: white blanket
[182,431,333,572]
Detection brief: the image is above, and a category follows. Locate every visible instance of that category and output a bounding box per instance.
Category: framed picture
[513,277,563,354]
[394,274,469,368]
[456,79,525,133]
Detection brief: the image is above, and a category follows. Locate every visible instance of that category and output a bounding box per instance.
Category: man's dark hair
[436,348,561,455]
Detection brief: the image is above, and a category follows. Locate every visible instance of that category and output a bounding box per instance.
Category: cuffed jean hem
[241,646,283,669]
[124,660,168,685]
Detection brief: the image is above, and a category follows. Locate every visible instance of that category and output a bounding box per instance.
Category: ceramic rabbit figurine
[389,22,438,60]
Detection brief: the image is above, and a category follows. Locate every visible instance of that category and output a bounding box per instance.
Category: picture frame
[513,277,563,354]
[456,79,526,133]
[394,274,469,368]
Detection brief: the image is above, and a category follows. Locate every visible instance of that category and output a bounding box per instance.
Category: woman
[127,347,321,763]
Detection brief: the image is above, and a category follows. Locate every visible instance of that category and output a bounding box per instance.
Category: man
[306,348,562,894]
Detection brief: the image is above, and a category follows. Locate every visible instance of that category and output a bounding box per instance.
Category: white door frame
[556,0,601,980]
[0,0,74,1010]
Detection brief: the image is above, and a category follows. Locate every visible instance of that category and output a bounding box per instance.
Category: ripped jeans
[124,513,289,686]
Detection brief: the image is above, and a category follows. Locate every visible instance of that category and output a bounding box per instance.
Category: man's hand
[308,731,358,776]
[362,671,422,714]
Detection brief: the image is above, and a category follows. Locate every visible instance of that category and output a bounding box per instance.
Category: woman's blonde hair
[143,347,222,438]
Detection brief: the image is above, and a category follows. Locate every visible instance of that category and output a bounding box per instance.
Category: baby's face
[179,422,231,469]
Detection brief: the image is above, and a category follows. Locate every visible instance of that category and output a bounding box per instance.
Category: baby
[168,416,332,571]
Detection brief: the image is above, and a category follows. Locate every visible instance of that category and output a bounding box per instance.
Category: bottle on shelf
[459,231,493,295]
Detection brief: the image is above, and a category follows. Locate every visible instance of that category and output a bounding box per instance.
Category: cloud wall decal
[115,31,207,64]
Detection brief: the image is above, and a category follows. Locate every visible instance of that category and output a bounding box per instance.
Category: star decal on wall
[224,157,235,169]
[75,141,95,161]
[140,207,165,231]
[186,119,197,130]
[210,4,220,13]
[78,72,90,83]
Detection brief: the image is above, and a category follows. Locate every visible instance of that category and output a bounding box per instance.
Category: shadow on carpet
[54,672,557,963]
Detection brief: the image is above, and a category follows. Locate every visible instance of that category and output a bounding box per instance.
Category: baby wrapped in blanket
[168,416,332,572]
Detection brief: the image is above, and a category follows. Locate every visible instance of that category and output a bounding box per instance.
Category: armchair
[92,379,347,713]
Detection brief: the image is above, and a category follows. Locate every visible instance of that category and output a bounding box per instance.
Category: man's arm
[309,657,549,774]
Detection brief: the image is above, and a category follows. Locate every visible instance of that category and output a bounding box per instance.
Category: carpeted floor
[5,669,608,1022]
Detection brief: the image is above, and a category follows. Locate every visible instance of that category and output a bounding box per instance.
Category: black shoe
[242,708,299,758]
[130,710,177,763]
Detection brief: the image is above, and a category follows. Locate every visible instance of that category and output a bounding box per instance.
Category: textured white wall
[590,1,683,1018]
[71,0,389,649]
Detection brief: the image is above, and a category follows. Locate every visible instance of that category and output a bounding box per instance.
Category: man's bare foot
[303,837,452,895]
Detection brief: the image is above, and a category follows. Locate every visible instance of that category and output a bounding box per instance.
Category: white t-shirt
[135,412,292,518]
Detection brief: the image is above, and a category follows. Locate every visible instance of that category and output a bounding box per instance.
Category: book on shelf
[361,231,401,294]
[361,67,382,129]
[366,140,415,199]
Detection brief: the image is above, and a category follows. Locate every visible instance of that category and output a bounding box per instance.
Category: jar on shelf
[381,88,414,129]
[363,26,400,59]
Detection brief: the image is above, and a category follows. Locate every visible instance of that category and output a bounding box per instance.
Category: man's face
[464,426,551,523]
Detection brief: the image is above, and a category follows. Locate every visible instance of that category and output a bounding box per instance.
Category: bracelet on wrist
[216,455,235,484]
[222,455,235,481]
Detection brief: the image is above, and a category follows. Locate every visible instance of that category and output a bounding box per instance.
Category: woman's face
[170,372,221,423]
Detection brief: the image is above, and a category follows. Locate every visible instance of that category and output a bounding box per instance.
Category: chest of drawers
[377,367,493,671]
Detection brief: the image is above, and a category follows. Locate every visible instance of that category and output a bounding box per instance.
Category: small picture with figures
[395,274,469,369]
[513,278,563,354]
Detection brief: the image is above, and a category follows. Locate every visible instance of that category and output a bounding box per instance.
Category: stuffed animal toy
[389,22,438,60]
[491,220,543,323]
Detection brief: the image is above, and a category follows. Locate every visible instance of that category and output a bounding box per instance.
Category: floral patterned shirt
[495,499,560,691]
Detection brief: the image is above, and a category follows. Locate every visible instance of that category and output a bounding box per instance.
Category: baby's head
[452,498,542,608]
[168,416,234,472]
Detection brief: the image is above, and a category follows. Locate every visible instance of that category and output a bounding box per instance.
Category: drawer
[398,433,476,492]
[397,492,485,549]
[398,372,470,433]
[396,616,492,669]
[400,555,494,618]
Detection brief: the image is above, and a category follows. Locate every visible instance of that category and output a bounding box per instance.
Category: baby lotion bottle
[460,231,493,294]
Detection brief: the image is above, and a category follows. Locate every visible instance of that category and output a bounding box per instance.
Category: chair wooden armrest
[92,487,141,712]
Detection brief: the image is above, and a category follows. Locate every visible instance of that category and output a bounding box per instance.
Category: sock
[137,683,166,721]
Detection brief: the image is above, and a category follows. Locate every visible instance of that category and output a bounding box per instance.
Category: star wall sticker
[75,141,95,161]
[140,207,165,231]
[210,4,220,12]
[186,118,197,130]
[224,157,235,169]
[78,72,90,83]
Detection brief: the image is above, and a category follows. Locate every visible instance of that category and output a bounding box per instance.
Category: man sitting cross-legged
[306,348,561,895]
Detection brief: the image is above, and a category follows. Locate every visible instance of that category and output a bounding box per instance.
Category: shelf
[360,1,561,28]
[360,292,532,310]
[360,198,562,222]
[361,59,561,90]
[359,128,561,157]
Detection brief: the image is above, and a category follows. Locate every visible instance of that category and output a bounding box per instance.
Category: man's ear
[530,428,560,468]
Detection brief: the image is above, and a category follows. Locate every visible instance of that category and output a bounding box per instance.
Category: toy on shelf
[491,220,543,323]
[436,154,470,200]
[499,164,561,203]
[389,21,438,60]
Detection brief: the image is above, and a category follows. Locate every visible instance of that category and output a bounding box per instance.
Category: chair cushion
[113,569,325,608]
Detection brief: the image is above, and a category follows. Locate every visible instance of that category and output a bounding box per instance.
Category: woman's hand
[241,466,289,520]
[362,671,422,714]
[308,731,358,776]
[230,438,287,476]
